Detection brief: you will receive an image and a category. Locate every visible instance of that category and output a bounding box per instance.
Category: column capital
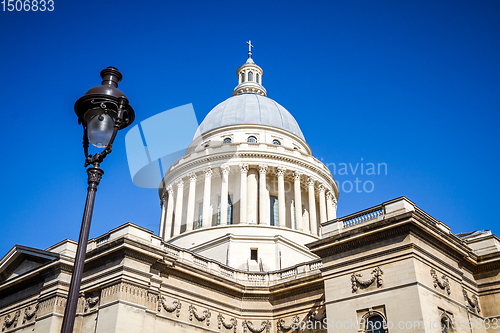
[188,172,197,182]
[317,183,326,192]
[292,171,302,181]
[306,177,316,186]
[258,164,268,174]
[175,178,184,188]
[239,163,249,173]
[326,191,334,201]
[204,167,213,178]
[275,166,286,177]
[167,185,174,195]
[220,164,231,175]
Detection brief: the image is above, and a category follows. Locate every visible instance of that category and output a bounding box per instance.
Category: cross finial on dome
[246,40,253,58]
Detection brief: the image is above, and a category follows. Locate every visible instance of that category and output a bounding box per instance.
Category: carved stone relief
[22,303,38,323]
[218,313,238,332]
[189,304,211,326]
[463,288,481,314]
[157,296,182,317]
[430,268,451,295]
[2,310,19,331]
[243,320,270,333]
[277,316,299,332]
[351,266,383,292]
[84,296,100,312]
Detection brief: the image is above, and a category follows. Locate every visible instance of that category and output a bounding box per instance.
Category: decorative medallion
[351,266,383,292]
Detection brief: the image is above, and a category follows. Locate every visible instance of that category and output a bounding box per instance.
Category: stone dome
[197,93,305,140]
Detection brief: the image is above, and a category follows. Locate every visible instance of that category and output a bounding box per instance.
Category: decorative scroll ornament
[243,320,270,333]
[351,266,383,292]
[430,269,451,295]
[189,304,211,326]
[23,304,38,323]
[462,288,481,314]
[218,313,238,332]
[2,310,20,331]
[277,316,299,332]
[84,296,100,312]
[158,296,182,317]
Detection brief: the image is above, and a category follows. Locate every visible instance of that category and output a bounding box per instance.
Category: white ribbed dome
[198,93,305,140]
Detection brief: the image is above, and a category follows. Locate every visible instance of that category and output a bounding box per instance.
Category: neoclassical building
[1,47,499,333]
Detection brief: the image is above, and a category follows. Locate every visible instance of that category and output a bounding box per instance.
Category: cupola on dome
[197,41,305,140]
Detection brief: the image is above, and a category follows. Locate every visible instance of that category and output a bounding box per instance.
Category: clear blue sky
[0,0,499,256]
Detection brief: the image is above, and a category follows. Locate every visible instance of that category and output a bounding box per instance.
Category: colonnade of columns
[160,164,337,239]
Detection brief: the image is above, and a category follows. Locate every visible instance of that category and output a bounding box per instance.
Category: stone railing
[162,243,323,287]
[321,197,417,236]
[342,206,385,228]
[85,222,323,288]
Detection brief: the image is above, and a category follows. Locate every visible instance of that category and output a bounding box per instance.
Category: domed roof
[198,93,305,140]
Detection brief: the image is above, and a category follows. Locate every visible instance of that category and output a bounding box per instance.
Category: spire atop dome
[246,40,254,64]
[233,41,267,97]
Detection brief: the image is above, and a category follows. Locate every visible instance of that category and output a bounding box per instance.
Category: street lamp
[60,67,135,333]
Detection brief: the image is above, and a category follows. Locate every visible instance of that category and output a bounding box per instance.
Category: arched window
[247,136,257,143]
[441,318,450,333]
[223,137,232,144]
[256,73,260,84]
[241,72,245,82]
[248,71,253,81]
[272,139,281,145]
[366,315,386,333]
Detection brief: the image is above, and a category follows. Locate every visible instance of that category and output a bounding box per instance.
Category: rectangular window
[291,201,296,229]
[197,202,203,229]
[250,249,258,261]
[217,195,233,225]
[270,195,278,226]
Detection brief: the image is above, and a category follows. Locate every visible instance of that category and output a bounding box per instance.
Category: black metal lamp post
[60,67,135,333]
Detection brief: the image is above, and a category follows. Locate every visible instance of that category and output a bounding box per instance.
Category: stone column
[276,167,287,227]
[173,179,184,236]
[185,173,197,232]
[307,177,318,235]
[164,185,174,239]
[293,171,303,231]
[258,164,269,225]
[202,168,212,228]
[220,164,230,225]
[326,191,335,221]
[239,163,249,224]
[247,168,258,224]
[318,184,327,223]
[159,195,167,239]
[332,197,338,220]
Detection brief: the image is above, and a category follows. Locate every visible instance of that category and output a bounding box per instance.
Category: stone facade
[1,198,499,333]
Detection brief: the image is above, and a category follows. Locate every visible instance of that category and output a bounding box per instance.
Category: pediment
[0,245,59,283]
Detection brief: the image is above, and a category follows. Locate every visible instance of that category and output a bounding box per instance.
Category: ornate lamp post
[60,67,135,333]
